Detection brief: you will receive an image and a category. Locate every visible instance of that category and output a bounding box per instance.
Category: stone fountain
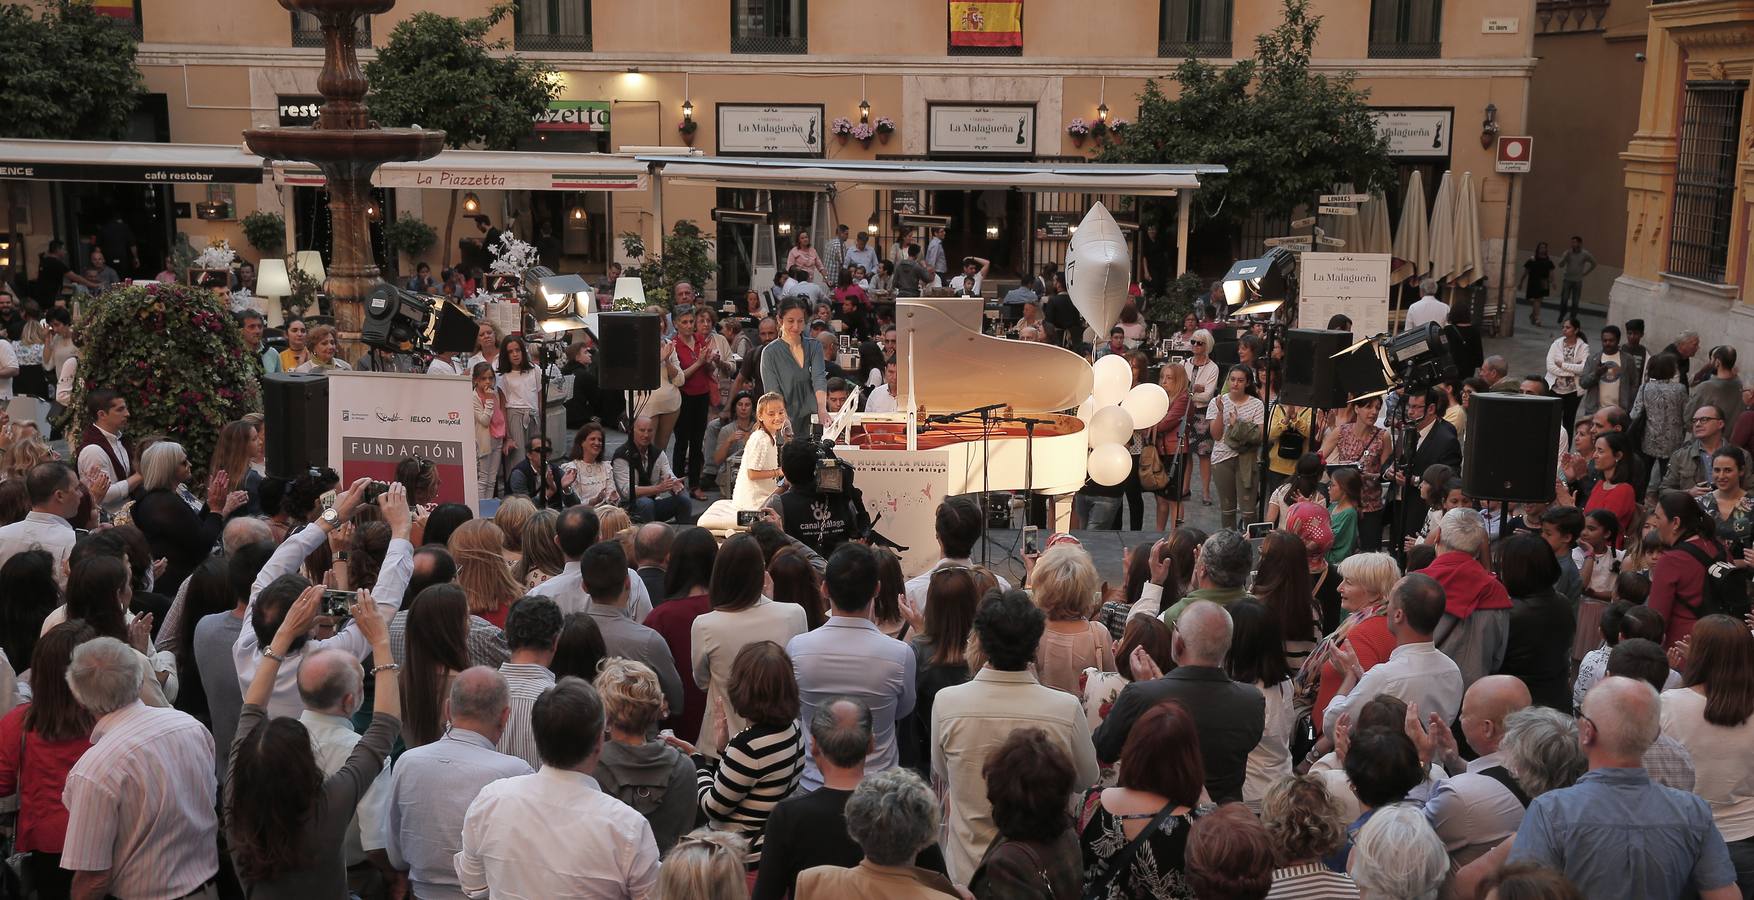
[244,0,443,342]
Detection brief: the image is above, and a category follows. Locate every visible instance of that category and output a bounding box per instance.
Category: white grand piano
[835,298,1094,575]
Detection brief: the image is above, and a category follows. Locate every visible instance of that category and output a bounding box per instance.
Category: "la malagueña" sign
[929,103,1036,156]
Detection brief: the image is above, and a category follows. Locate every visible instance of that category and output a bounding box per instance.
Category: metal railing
[1368,40,1442,58]
[732,0,807,54]
[1158,39,1231,57]
[292,12,370,47]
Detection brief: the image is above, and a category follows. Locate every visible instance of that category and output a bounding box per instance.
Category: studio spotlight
[523,265,592,334]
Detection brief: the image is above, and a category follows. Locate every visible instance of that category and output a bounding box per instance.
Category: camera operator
[765,438,865,556]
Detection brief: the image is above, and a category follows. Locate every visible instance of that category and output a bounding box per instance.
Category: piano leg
[1049,495,1072,535]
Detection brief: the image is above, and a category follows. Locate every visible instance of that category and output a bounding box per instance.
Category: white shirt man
[61,643,219,900]
[298,650,392,866]
[1405,280,1450,331]
[1322,574,1464,734]
[526,560,654,620]
[428,352,464,376]
[1422,675,1533,865]
[454,679,659,899]
[864,381,897,414]
[845,238,879,275]
[385,667,531,900]
[232,483,414,718]
[77,393,138,510]
[0,461,81,589]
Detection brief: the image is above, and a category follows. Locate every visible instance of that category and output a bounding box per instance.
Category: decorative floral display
[874,116,896,134]
[1066,117,1091,137]
[850,123,875,142]
[192,237,237,271]
[830,116,855,137]
[1110,117,1131,131]
[487,230,538,275]
[677,118,698,135]
[69,281,262,480]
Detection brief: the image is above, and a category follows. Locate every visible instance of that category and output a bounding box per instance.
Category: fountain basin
[244,127,444,173]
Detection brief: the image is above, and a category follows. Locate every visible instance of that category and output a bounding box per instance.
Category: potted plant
[240,210,286,256]
[678,118,698,145]
[384,213,438,271]
[851,122,875,148]
[830,117,854,143]
[1066,117,1090,146]
[284,256,321,318]
[875,116,895,144]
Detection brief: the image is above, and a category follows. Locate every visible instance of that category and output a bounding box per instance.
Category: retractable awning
[0,139,265,184]
[271,149,649,191]
[636,156,1225,195]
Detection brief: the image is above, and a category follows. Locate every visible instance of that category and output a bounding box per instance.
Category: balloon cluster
[1076,355,1170,487]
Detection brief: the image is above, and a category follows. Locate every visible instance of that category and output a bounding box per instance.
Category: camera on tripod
[805,436,847,494]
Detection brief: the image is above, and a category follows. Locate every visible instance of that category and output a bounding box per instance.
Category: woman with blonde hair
[1261,773,1358,896]
[208,419,263,515]
[492,495,536,567]
[595,504,633,544]
[1,426,55,482]
[1152,361,1194,531]
[657,830,749,900]
[593,658,698,852]
[514,508,565,589]
[133,441,246,595]
[1029,543,1117,695]
[14,317,50,399]
[448,519,523,628]
[1295,552,1402,761]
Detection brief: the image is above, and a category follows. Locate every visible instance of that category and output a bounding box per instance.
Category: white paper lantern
[1121,383,1172,430]
[1089,405,1135,447]
[1091,354,1133,407]
[1088,443,1132,486]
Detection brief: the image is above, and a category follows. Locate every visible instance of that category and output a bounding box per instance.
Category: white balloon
[1091,355,1133,406]
[1089,405,1135,447]
[1121,383,1172,430]
[1088,443,1132,486]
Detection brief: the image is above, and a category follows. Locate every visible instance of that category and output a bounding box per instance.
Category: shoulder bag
[1138,444,1170,491]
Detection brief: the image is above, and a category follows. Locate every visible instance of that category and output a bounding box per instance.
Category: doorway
[293,185,394,274]
[928,189,1029,280]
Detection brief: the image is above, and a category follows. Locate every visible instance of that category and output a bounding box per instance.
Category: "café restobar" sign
[929,103,1036,156]
[717,104,825,157]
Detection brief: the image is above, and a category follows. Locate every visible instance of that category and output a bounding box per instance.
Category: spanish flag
[949,0,1022,47]
[91,0,137,20]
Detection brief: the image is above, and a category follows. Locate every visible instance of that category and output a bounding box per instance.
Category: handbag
[1627,386,1649,450]
[1138,445,1170,491]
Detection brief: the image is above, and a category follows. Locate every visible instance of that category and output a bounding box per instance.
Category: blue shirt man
[1508,676,1738,900]
[785,544,915,791]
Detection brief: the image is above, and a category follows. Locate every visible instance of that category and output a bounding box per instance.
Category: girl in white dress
[732,393,791,510]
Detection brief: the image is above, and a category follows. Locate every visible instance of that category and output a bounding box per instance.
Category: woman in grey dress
[760,295,828,438]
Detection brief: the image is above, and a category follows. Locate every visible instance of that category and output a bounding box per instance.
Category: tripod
[1384,390,1421,566]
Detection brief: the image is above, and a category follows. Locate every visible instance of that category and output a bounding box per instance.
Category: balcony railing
[1368,40,1442,58]
[1159,38,1231,57]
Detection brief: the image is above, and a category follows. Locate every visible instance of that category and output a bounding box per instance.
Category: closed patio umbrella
[1452,171,1483,288]
[1391,169,1429,282]
[1427,170,1457,285]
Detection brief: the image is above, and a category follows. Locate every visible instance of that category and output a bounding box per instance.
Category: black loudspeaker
[263,372,329,479]
[1463,393,1562,502]
[597,313,662,391]
[1279,329,1352,409]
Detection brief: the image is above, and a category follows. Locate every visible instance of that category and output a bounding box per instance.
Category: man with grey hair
[1324,574,1464,735]
[384,666,530,900]
[1663,329,1702,384]
[1478,354,1516,391]
[1499,706,1588,801]
[1424,507,1512,687]
[1405,276,1450,331]
[1155,529,1251,624]
[795,768,960,897]
[1423,675,1535,864]
[61,637,220,900]
[1096,599,1265,804]
[297,648,391,878]
[457,676,659,897]
[1509,677,1739,900]
[754,699,950,898]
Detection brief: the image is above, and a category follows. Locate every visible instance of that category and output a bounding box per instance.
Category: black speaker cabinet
[597,313,662,391]
[262,372,329,479]
[1279,329,1353,409]
[1463,393,1562,502]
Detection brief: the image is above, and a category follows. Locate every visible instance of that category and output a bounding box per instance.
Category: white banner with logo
[1298,252,1393,337]
[839,449,952,577]
[326,371,478,511]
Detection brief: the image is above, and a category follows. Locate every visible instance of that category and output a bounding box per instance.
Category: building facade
[2,0,1534,304]
[1519,0,1646,314]
[1612,0,1754,350]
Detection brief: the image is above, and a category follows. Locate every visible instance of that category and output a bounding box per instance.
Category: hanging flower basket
[875,116,896,144]
[851,122,875,149]
[678,119,698,145]
[1067,117,1090,147]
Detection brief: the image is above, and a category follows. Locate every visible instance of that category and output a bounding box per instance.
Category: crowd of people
[6,239,1754,900]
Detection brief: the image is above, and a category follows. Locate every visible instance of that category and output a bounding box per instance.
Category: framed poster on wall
[928,103,1036,156]
[716,104,826,157]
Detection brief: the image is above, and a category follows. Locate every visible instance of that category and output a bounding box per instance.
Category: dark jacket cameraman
[764,438,864,556]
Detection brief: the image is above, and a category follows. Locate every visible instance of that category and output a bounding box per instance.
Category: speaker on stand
[262,372,330,479]
[1463,393,1562,502]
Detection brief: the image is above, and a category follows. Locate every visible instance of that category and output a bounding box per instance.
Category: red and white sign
[1496,136,1533,173]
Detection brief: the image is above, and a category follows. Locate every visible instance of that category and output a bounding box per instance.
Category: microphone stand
[1386,391,1419,567]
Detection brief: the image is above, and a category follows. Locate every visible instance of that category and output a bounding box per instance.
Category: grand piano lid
[894,298,1095,415]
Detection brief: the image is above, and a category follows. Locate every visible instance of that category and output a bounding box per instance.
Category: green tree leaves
[0,1,144,140]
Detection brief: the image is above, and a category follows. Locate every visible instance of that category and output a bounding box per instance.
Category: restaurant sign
[928,103,1035,156]
[716,104,825,157]
[1371,108,1453,158]
[534,100,611,133]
